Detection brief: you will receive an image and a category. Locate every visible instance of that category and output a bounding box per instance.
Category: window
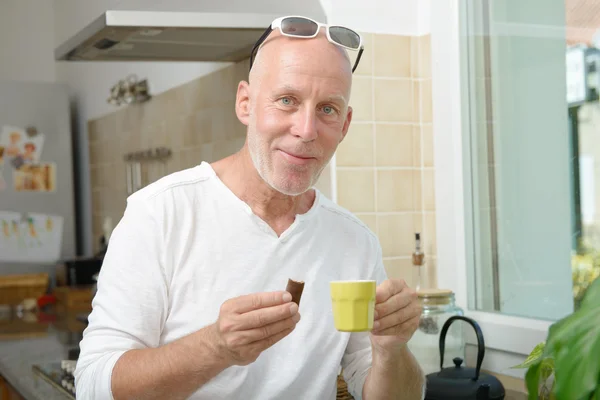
[432,0,600,371]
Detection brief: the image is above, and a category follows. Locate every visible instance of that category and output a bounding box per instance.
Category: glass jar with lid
[407,289,465,376]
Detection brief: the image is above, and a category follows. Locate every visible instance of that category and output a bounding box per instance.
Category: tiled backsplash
[88,60,250,252]
[88,34,437,289]
[336,33,436,288]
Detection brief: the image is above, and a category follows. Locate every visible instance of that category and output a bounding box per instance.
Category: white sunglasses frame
[270,15,364,51]
[249,15,365,73]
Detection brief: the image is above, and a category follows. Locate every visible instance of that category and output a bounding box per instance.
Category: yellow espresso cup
[330,280,376,332]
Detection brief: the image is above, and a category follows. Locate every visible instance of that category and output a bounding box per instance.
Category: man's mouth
[278,150,316,165]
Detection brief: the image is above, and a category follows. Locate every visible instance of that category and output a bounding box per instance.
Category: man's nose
[292,107,318,141]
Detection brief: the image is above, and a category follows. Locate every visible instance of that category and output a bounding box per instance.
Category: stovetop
[32,359,77,399]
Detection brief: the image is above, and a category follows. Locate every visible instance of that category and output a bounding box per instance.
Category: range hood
[54,11,282,62]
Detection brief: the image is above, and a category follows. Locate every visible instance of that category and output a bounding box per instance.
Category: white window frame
[430,0,554,375]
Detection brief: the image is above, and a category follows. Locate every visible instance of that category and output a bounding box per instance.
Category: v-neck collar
[200,162,321,241]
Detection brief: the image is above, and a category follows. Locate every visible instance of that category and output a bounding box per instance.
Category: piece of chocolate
[286,278,305,306]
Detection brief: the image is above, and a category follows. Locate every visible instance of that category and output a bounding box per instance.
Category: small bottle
[412,233,425,290]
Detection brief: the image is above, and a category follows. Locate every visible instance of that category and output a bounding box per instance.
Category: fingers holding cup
[371,279,421,338]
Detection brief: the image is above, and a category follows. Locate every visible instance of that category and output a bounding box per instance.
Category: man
[74,15,425,400]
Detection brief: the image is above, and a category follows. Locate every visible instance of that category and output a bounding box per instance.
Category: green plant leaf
[513,342,546,369]
[580,275,600,309]
[526,362,542,400]
[539,358,555,383]
[543,278,600,400]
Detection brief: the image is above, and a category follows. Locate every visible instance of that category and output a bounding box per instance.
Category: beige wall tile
[423,169,436,211]
[210,103,242,141]
[386,257,436,289]
[162,114,184,151]
[418,35,432,79]
[414,212,423,236]
[412,35,432,79]
[147,122,168,148]
[375,124,414,167]
[411,37,419,79]
[353,32,373,76]
[88,143,100,166]
[412,126,422,168]
[117,105,142,135]
[181,114,200,148]
[377,170,421,212]
[201,143,214,162]
[383,258,414,285]
[350,77,373,121]
[94,112,118,141]
[88,121,101,145]
[97,140,109,165]
[420,79,433,123]
[113,162,127,193]
[355,214,378,235]
[336,123,374,167]
[422,124,433,167]
[423,256,438,289]
[88,61,253,245]
[181,148,202,170]
[91,189,101,216]
[373,34,411,78]
[166,152,183,174]
[213,138,245,160]
[377,213,419,257]
[122,126,141,152]
[424,213,437,255]
[336,169,375,212]
[412,81,420,123]
[374,79,413,122]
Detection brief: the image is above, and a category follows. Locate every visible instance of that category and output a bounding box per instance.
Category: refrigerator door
[0,81,76,274]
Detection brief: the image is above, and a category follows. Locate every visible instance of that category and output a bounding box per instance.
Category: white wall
[323,0,429,36]
[0,0,55,82]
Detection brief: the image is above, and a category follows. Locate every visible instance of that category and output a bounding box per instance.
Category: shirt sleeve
[73,197,169,400]
[341,242,388,399]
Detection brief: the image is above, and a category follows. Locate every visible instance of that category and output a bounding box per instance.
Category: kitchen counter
[0,306,531,400]
[487,370,528,400]
[0,330,76,400]
[0,306,85,400]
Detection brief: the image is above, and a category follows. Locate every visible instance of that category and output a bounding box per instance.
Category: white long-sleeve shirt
[74,161,388,400]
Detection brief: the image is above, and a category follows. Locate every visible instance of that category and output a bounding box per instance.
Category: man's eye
[280,97,292,105]
[322,106,336,115]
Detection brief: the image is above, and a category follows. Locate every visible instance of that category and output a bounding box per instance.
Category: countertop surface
[0,308,531,400]
[0,331,75,400]
[0,306,84,400]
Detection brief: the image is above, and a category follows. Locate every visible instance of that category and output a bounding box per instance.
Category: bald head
[248,30,353,90]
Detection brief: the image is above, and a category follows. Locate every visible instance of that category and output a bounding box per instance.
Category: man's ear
[235,80,251,126]
[339,106,353,143]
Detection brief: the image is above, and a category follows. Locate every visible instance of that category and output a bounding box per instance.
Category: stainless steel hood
[54,11,282,62]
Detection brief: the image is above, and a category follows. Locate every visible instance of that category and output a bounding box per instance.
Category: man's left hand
[370,279,422,353]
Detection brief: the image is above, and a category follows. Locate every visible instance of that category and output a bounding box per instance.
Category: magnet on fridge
[10,155,25,170]
[25,126,39,137]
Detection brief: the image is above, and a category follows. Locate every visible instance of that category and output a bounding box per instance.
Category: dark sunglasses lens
[281,17,319,36]
[329,27,361,49]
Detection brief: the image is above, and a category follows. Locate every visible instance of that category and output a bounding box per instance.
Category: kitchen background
[86,32,437,289]
[1,0,600,398]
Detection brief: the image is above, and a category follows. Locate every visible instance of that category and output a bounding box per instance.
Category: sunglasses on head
[249,16,365,73]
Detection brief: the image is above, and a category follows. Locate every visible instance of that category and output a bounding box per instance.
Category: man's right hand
[209,291,301,366]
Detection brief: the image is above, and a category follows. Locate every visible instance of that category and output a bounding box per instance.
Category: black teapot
[424,316,505,400]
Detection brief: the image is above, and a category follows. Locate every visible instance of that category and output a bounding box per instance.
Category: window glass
[462,0,600,320]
